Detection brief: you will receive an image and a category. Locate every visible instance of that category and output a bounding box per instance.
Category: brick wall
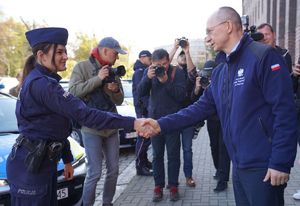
[243,0,300,63]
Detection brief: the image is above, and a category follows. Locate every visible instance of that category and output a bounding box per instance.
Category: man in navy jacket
[132,50,153,176]
[142,7,297,206]
[138,49,186,202]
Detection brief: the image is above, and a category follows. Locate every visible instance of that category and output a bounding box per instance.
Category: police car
[59,79,137,148]
[0,92,86,206]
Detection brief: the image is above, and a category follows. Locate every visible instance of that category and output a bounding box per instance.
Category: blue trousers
[207,119,230,182]
[180,126,194,178]
[232,167,286,206]
[7,146,57,206]
[151,132,181,187]
[135,136,151,168]
[82,131,119,205]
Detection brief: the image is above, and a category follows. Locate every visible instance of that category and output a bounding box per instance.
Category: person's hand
[147,66,156,79]
[134,118,152,138]
[141,118,161,137]
[292,63,300,76]
[263,168,289,186]
[194,76,201,95]
[182,41,190,54]
[98,65,110,80]
[63,163,74,180]
[174,39,180,50]
[107,82,120,93]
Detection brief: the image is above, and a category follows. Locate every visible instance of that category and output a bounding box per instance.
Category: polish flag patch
[271,64,281,71]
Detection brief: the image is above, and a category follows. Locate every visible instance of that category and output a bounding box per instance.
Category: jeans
[82,131,119,206]
[207,119,230,182]
[232,167,286,206]
[135,136,151,169]
[151,132,181,187]
[180,126,194,178]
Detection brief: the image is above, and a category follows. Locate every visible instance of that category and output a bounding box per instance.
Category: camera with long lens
[241,15,264,41]
[198,60,216,88]
[153,65,166,77]
[177,37,188,48]
[198,68,213,88]
[103,65,126,84]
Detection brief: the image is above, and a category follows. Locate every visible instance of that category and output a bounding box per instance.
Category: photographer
[169,38,198,187]
[132,50,153,176]
[69,37,126,206]
[257,23,292,73]
[192,60,230,192]
[138,49,186,202]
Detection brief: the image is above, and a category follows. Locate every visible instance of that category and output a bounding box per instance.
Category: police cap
[25,27,68,48]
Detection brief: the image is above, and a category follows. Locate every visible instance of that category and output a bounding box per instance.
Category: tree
[0,18,30,77]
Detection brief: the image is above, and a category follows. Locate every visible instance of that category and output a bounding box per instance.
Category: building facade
[243,0,300,63]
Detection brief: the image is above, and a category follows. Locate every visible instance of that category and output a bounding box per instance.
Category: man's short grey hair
[216,7,242,30]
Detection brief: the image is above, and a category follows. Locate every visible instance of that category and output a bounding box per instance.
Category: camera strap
[89,56,101,76]
[170,66,177,82]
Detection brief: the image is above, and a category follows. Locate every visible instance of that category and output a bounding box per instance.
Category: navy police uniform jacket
[16,64,135,162]
[157,34,297,173]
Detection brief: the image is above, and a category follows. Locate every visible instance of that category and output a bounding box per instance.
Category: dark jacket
[138,65,186,119]
[157,34,297,173]
[17,64,134,162]
[275,46,292,73]
[132,60,149,117]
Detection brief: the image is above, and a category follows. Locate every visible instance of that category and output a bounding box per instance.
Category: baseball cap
[138,50,152,58]
[25,27,68,48]
[98,37,127,54]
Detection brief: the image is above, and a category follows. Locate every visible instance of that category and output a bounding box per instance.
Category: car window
[0,95,18,133]
[122,82,132,98]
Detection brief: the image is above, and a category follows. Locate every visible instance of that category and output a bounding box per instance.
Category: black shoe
[136,167,153,176]
[214,181,228,192]
[146,160,152,169]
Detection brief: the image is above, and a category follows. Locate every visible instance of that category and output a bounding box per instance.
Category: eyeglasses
[206,21,228,35]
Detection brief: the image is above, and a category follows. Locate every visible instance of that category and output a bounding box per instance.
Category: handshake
[134,118,161,138]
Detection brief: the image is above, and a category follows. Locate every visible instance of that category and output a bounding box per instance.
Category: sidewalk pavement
[103,125,300,206]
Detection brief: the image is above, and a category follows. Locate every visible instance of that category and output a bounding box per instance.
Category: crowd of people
[5,5,300,206]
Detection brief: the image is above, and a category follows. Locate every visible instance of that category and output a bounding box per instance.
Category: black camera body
[198,67,213,88]
[177,37,188,48]
[241,15,264,41]
[103,65,126,84]
[153,65,166,77]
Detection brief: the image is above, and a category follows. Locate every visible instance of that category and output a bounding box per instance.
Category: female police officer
[6,27,141,206]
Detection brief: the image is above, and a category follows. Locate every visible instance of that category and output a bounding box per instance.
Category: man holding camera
[141,7,297,206]
[257,23,292,73]
[192,60,231,192]
[132,50,153,176]
[69,37,126,206]
[169,38,198,187]
[138,49,186,202]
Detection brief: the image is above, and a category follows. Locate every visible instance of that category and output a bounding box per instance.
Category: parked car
[0,92,86,206]
[60,79,137,148]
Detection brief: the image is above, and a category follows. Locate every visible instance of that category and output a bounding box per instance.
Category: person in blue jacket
[132,50,153,176]
[141,7,297,206]
[138,49,186,202]
[6,27,142,206]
